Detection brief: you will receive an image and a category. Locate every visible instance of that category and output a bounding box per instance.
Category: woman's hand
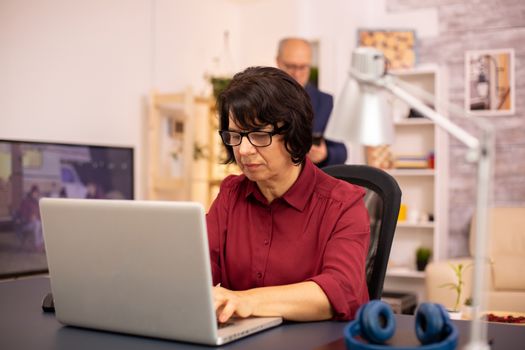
[308,140,328,164]
[212,282,333,323]
[213,285,254,323]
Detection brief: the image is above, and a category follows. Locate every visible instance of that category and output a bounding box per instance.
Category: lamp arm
[347,48,494,349]
[377,75,494,350]
[381,79,480,151]
[389,75,494,133]
[464,128,493,350]
[390,76,436,110]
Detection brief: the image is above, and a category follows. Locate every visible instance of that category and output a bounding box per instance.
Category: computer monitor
[0,139,134,278]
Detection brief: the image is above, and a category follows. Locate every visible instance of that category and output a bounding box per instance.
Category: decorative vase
[447,309,463,320]
[461,305,473,320]
[416,259,428,271]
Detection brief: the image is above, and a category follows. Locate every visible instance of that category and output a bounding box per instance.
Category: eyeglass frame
[218,125,287,148]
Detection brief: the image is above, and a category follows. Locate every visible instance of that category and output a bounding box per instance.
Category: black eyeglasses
[219,126,286,147]
[280,61,311,72]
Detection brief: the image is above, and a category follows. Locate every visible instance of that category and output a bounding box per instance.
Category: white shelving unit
[387,267,426,279]
[388,168,435,176]
[382,65,449,303]
[396,222,435,229]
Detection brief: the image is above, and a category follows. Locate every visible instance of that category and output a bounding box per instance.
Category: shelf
[394,119,434,126]
[397,222,435,229]
[386,267,426,279]
[156,102,186,118]
[387,168,435,176]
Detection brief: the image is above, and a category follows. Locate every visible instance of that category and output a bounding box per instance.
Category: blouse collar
[244,158,316,211]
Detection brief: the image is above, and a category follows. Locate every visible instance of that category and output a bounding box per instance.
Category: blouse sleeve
[205,175,235,286]
[308,187,370,320]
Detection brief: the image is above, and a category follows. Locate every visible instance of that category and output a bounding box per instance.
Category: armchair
[425,207,525,312]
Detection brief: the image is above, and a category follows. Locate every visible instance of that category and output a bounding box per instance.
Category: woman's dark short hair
[217,66,313,165]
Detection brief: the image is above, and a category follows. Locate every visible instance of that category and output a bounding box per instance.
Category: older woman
[207,66,369,323]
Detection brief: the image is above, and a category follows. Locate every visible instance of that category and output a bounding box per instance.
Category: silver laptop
[40,198,282,345]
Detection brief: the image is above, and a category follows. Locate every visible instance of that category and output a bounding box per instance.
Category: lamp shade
[325,77,394,146]
[325,46,395,146]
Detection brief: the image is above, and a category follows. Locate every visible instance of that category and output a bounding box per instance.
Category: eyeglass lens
[283,63,310,71]
[220,131,273,147]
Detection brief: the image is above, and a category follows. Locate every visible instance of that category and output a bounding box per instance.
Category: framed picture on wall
[357,29,416,70]
[465,49,515,116]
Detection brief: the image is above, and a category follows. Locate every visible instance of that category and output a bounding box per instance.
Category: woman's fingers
[212,287,252,322]
[213,286,227,311]
[218,299,237,323]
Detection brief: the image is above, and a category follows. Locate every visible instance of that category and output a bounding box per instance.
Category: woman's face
[229,117,295,184]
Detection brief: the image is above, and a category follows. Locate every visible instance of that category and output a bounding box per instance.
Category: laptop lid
[40,198,281,345]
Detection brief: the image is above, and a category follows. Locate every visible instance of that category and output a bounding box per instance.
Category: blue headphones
[344,300,458,350]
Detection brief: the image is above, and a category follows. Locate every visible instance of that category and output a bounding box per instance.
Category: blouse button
[257,272,263,279]
[264,239,269,246]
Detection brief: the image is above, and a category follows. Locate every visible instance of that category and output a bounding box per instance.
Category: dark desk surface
[1,277,524,350]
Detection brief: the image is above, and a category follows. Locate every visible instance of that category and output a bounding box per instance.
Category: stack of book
[394,155,428,169]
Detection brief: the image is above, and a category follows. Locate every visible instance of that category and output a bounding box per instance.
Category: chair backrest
[322,164,401,300]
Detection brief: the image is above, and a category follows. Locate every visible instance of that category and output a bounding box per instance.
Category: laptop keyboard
[217,320,234,329]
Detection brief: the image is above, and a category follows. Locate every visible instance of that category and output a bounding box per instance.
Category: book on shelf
[393,155,429,169]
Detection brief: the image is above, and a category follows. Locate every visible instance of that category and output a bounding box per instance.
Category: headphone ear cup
[358,300,396,344]
[415,303,448,344]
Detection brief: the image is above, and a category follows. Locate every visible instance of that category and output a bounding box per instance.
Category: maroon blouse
[206,159,370,320]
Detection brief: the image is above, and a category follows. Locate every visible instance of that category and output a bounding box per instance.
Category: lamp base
[463,341,490,350]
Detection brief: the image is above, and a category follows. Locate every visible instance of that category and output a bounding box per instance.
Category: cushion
[492,256,525,290]
[484,208,525,290]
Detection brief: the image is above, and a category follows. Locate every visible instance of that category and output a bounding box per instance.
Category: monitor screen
[0,139,134,278]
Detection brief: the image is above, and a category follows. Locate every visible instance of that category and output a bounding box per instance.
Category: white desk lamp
[326,47,493,350]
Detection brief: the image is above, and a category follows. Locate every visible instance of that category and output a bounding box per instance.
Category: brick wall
[388,0,525,256]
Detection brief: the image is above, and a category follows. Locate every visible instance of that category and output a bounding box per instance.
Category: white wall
[0,0,440,197]
[0,0,239,198]
[153,0,240,93]
[0,0,150,144]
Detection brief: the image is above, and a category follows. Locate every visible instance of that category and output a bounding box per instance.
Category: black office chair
[322,164,401,300]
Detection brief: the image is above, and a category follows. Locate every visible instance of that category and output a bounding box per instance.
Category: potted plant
[415,247,432,271]
[462,296,473,320]
[210,77,232,99]
[440,263,470,319]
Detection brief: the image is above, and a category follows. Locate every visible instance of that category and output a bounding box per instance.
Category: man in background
[276,37,347,167]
